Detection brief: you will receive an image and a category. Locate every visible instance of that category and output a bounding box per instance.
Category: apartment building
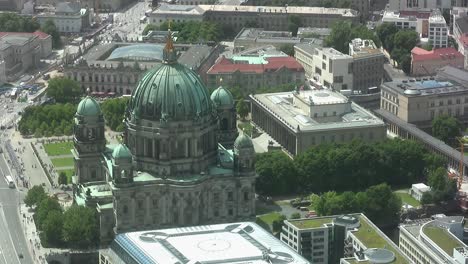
[349,38,385,91]
[429,10,449,48]
[281,214,412,263]
[382,10,431,36]
[388,0,453,10]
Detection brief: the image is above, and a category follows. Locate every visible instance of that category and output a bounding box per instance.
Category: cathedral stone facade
[72,32,256,244]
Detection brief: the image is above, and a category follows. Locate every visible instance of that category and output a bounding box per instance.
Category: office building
[310,47,354,91]
[382,10,432,37]
[250,89,386,156]
[429,10,449,48]
[149,4,359,32]
[399,214,468,264]
[410,47,464,76]
[206,54,305,91]
[99,222,310,264]
[349,38,386,91]
[73,34,256,244]
[380,75,468,127]
[0,31,52,81]
[35,2,92,33]
[281,214,412,263]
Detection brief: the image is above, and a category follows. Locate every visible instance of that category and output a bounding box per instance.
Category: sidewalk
[20,204,49,264]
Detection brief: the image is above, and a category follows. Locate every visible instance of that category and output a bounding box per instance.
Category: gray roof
[177,45,212,70]
[56,2,81,13]
[456,16,468,33]
[106,44,164,61]
[381,78,468,97]
[437,66,468,86]
[295,42,321,56]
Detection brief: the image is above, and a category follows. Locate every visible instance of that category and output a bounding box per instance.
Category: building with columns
[72,32,256,244]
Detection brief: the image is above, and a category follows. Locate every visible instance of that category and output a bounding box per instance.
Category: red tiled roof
[0,30,50,39]
[208,56,304,74]
[411,47,464,62]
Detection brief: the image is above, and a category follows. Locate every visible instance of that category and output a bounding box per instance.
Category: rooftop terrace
[289,217,333,229]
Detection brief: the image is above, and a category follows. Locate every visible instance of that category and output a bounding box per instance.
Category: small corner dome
[404,88,421,96]
[112,144,132,159]
[234,133,253,149]
[210,86,234,107]
[76,96,101,116]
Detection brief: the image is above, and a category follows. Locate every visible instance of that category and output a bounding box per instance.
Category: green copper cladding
[112,144,132,159]
[210,86,235,107]
[128,63,214,121]
[76,96,102,116]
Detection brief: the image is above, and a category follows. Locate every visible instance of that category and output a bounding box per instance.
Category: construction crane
[457,137,468,190]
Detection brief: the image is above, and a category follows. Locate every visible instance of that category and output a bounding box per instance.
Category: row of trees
[24,186,98,248]
[101,97,129,132]
[312,183,402,227]
[0,14,61,48]
[376,23,419,74]
[18,103,76,137]
[255,139,445,196]
[143,21,227,42]
[325,21,382,54]
[47,77,83,104]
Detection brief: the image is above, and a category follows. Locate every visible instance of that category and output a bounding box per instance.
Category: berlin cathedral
[72,31,256,243]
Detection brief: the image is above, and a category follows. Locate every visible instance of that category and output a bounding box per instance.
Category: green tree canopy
[288,15,303,36]
[47,77,83,104]
[101,97,129,131]
[158,21,224,43]
[376,23,399,52]
[432,115,462,144]
[58,172,67,185]
[41,19,61,49]
[24,185,48,208]
[255,151,299,195]
[236,100,249,121]
[18,103,76,137]
[62,205,98,248]
[142,24,159,35]
[41,210,64,246]
[325,21,381,54]
[36,197,62,230]
[279,44,295,56]
[0,13,40,32]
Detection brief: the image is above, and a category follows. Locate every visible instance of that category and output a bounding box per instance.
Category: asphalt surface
[0,155,33,264]
[100,1,149,42]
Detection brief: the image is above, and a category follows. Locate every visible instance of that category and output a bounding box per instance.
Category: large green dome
[128,63,214,121]
[210,86,234,107]
[76,96,101,116]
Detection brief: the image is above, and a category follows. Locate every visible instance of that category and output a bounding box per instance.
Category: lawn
[258,212,282,226]
[394,192,421,207]
[289,217,332,229]
[43,141,74,156]
[57,169,75,183]
[50,157,74,168]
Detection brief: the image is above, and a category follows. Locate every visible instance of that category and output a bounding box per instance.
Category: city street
[0,155,33,264]
[101,1,149,42]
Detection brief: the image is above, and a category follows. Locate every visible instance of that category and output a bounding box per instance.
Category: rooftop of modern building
[294,43,321,56]
[198,4,358,16]
[235,45,288,57]
[411,47,463,62]
[349,38,384,58]
[381,77,468,97]
[250,89,384,133]
[207,56,303,74]
[104,222,310,264]
[422,224,464,257]
[317,47,353,60]
[383,9,432,20]
[297,27,332,37]
[287,214,409,263]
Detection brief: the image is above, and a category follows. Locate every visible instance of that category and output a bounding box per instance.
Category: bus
[5,175,14,188]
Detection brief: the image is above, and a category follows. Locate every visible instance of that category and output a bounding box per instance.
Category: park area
[43,141,75,184]
[393,189,421,208]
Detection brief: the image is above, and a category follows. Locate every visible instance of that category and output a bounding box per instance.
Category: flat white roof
[296,90,348,105]
[111,222,310,264]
